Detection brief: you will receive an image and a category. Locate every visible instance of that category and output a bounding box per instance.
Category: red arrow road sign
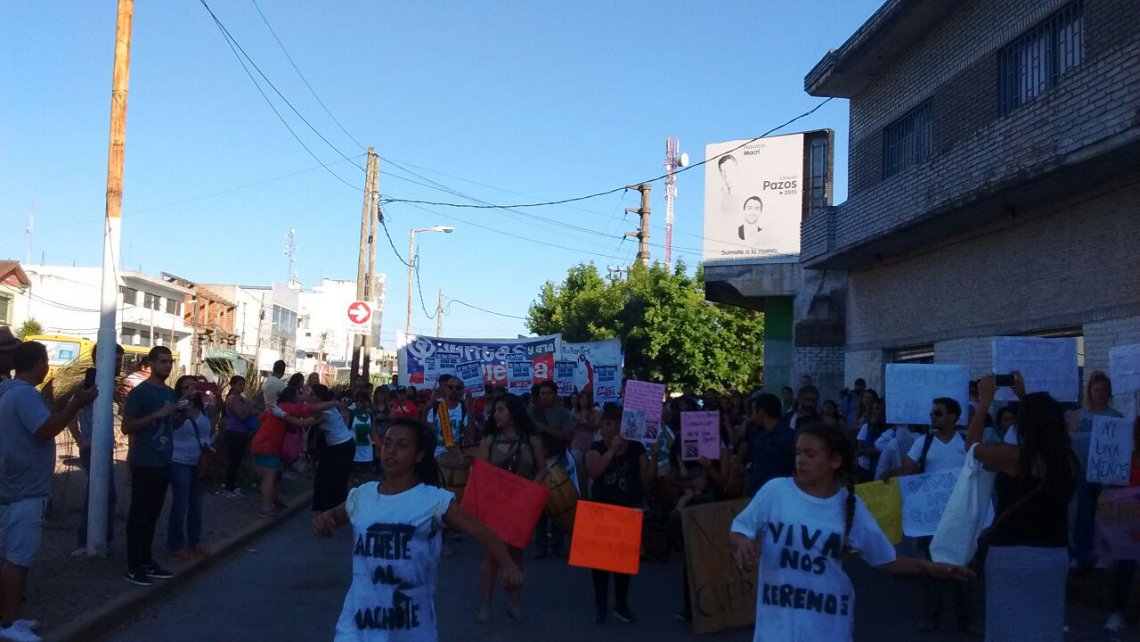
[347,301,372,325]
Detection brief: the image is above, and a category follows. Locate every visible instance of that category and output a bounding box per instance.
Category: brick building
[799,0,1140,393]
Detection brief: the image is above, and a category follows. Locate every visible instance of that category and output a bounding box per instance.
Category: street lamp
[407,226,454,336]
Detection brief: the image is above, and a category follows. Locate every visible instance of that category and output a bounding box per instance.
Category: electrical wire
[442,296,527,320]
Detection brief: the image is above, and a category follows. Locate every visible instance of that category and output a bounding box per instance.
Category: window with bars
[999,2,1083,116]
[882,101,932,178]
[0,295,10,324]
[121,287,137,306]
[143,293,161,311]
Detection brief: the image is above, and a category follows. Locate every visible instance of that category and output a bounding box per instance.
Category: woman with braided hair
[729,423,972,641]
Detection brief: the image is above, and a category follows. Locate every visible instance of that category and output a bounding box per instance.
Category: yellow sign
[855,479,903,545]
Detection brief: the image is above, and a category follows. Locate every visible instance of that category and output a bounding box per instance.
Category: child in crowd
[350,393,375,485]
[312,418,522,642]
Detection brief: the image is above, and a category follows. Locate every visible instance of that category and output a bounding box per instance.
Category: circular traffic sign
[347,300,372,326]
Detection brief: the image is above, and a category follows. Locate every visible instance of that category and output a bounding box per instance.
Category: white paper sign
[455,361,485,398]
[1088,415,1134,485]
[621,380,666,444]
[885,364,970,426]
[898,468,961,537]
[1110,344,1140,417]
[506,359,533,395]
[992,336,1079,402]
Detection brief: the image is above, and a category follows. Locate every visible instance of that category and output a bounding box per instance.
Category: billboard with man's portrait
[702,132,805,263]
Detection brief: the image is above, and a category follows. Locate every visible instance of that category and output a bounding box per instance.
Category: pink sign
[680,411,721,461]
[1098,487,1140,561]
[620,380,666,444]
[461,459,549,550]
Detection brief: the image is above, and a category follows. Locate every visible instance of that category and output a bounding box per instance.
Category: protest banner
[569,501,642,575]
[621,380,666,444]
[560,338,623,396]
[1097,487,1140,561]
[854,479,903,545]
[593,366,621,404]
[1110,343,1140,417]
[1087,415,1134,485]
[455,361,485,398]
[885,364,970,426]
[396,331,561,387]
[898,468,960,537]
[680,411,721,461]
[680,499,757,635]
[554,361,577,396]
[992,336,1079,402]
[461,459,549,550]
[507,359,535,395]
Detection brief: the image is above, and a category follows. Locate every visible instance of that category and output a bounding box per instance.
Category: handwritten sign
[855,479,903,545]
[885,364,970,426]
[437,352,459,379]
[423,356,440,386]
[1110,343,1140,417]
[680,499,757,634]
[455,361,485,398]
[1087,415,1134,485]
[554,361,577,396]
[680,411,721,461]
[620,380,665,444]
[1097,487,1140,561]
[992,336,1079,402]
[593,366,621,404]
[897,468,960,537]
[569,501,642,575]
[506,359,534,396]
[461,459,549,549]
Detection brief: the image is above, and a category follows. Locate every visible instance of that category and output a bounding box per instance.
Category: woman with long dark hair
[966,374,1079,642]
[167,375,217,558]
[309,384,355,512]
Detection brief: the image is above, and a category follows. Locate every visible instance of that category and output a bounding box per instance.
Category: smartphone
[994,374,1016,387]
[177,399,191,409]
[83,368,97,389]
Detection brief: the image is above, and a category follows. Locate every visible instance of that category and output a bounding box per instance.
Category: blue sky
[0,1,881,349]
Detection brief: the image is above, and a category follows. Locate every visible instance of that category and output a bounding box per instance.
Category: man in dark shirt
[744,393,795,496]
[529,380,575,557]
[781,384,821,432]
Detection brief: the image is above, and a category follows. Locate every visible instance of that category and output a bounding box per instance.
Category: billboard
[397,331,562,387]
[702,132,805,263]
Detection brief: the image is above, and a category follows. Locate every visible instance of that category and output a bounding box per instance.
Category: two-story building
[0,261,31,331]
[801,0,1140,390]
[204,282,300,374]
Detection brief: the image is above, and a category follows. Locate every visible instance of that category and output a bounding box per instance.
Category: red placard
[569,501,642,575]
[461,459,549,550]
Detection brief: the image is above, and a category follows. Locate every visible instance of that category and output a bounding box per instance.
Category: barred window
[882,102,932,178]
[1000,2,1083,115]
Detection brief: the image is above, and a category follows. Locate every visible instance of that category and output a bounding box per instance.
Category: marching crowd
[0,328,1137,641]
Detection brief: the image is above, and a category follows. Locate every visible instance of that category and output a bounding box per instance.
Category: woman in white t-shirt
[167,375,217,559]
[312,418,522,642]
[729,423,971,642]
[310,384,356,513]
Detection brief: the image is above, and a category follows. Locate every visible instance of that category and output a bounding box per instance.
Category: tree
[17,318,42,339]
[527,261,764,390]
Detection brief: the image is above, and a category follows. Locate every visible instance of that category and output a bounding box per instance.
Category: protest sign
[437,352,459,379]
[423,356,440,386]
[1087,415,1134,485]
[897,468,960,537]
[1097,487,1140,561]
[855,479,903,545]
[554,361,577,396]
[680,411,721,461]
[396,331,561,387]
[569,501,642,575]
[461,459,549,550]
[680,499,757,635]
[1110,343,1140,417]
[885,364,970,426]
[992,336,1079,402]
[621,380,666,444]
[593,366,621,404]
[455,361,485,398]
[560,338,623,396]
[507,359,534,395]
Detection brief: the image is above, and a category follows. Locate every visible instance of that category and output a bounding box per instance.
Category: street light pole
[405,226,454,337]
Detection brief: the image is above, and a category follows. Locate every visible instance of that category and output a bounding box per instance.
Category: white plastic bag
[930,444,996,565]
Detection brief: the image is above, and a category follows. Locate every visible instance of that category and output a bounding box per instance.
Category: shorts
[0,497,48,568]
[254,454,281,470]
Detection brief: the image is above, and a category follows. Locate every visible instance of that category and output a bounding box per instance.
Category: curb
[45,490,315,642]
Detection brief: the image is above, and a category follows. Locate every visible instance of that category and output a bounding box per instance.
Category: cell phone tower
[663,138,688,266]
[284,228,299,288]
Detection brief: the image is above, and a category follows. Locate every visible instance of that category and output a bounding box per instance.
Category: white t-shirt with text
[905,431,966,473]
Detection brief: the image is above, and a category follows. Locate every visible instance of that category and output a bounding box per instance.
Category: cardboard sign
[855,479,903,545]
[897,468,960,537]
[680,411,721,461]
[569,501,642,575]
[885,364,970,426]
[554,361,577,396]
[621,380,665,444]
[992,336,1079,402]
[1088,415,1134,485]
[461,459,549,549]
[506,359,534,396]
[1110,343,1140,417]
[680,499,757,635]
[1097,487,1140,561]
[593,366,621,404]
[455,361,485,398]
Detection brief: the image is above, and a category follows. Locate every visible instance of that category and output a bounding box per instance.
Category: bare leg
[477,556,495,624]
[260,467,276,512]
[506,547,526,621]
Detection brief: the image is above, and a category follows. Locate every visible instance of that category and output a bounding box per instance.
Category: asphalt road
[105,510,1131,641]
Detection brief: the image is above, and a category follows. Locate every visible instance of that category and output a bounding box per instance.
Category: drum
[437,449,471,503]
[544,464,578,533]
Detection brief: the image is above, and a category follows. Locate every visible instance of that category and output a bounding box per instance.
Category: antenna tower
[284,228,299,287]
[664,138,679,265]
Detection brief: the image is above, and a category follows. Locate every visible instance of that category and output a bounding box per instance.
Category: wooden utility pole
[626,183,651,267]
[351,148,377,379]
[363,153,379,379]
[436,288,442,336]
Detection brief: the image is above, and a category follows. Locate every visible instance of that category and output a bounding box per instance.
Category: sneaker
[0,624,41,642]
[12,620,39,632]
[613,606,637,623]
[142,562,173,579]
[124,568,153,586]
[1105,611,1126,632]
[594,610,607,625]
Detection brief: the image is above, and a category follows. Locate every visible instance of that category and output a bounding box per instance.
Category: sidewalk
[28,438,314,642]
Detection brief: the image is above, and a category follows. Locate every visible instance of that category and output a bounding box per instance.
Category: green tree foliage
[17,318,43,339]
[527,261,764,390]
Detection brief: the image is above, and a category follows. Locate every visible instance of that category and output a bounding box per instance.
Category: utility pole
[88,0,133,557]
[351,148,377,379]
[436,288,442,336]
[626,183,651,267]
[363,154,379,380]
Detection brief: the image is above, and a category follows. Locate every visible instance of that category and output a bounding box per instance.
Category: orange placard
[461,459,549,550]
[569,501,642,575]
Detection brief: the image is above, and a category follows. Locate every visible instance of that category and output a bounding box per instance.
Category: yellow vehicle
[23,335,180,382]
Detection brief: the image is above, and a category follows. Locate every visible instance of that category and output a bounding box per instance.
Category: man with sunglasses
[425,375,468,458]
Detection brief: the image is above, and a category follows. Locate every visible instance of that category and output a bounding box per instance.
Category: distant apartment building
[0,261,31,330]
[203,282,300,374]
[296,275,390,383]
[799,0,1140,389]
[162,273,240,376]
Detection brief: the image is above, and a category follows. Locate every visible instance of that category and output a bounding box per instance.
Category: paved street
[106,509,1129,642]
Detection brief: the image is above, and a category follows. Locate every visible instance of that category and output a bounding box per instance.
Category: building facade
[0,261,31,331]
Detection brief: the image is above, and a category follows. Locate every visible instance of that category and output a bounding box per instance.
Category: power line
[442,296,527,320]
